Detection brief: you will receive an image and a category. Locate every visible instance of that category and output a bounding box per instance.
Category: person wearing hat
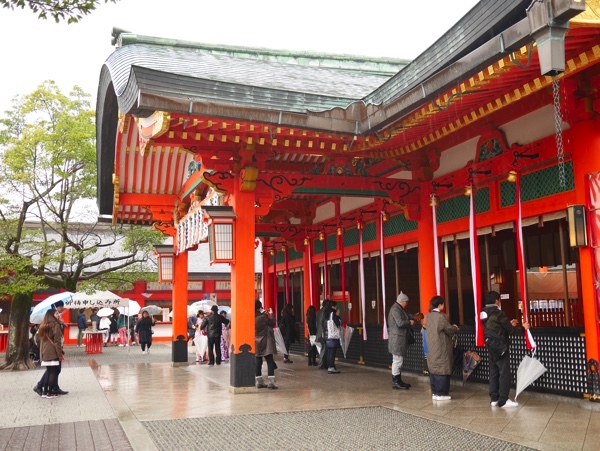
[199,304,230,365]
[387,291,413,390]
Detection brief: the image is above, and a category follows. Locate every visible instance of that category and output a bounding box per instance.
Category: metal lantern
[202,206,236,264]
[153,245,175,283]
[567,205,588,247]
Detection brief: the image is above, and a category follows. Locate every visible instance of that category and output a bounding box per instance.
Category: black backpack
[482,309,508,357]
[484,328,508,357]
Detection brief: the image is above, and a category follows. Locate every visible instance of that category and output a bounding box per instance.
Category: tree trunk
[0,292,35,370]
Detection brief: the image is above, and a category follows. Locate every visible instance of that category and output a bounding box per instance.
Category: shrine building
[96,0,600,397]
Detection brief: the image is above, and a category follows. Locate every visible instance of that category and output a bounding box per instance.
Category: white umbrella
[97,307,115,317]
[117,300,141,316]
[190,300,217,313]
[141,305,162,316]
[30,292,74,324]
[515,354,547,400]
[340,325,354,358]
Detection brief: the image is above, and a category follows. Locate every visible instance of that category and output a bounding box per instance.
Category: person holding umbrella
[200,305,230,365]
[135,311,156,354]
[33,301,68,396]
[481,291,529,408]
[37,310,64,398]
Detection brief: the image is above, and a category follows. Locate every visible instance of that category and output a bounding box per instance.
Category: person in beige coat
[425,296,459,401]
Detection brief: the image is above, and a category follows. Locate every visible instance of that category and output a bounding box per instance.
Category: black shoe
[33,386,42,396]
[52,388,69,395]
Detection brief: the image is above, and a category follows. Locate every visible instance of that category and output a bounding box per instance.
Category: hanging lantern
[507,170,518,183]
[202,206,236,264]
[429,195,440,207]
[153,245,175,283]
[382,212,389,222]
[357,221,364,230]
[464,185,472,197]
[337,227,343,236]
[319,231,325,241]
[303,237,309,246]
[270,249,275,256]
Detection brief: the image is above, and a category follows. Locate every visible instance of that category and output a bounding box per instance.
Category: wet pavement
[1,343,599,450]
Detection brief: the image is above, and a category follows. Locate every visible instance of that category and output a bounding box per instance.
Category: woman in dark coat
[279,304,297,363]
[135,311,156,354]
[323,301,341,374]
[38,310,64,398]
[425,296,459,401]
[255,301,278,389]
[306,305,318,366]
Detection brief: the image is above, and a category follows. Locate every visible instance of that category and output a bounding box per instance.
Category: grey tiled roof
[104,40,406,113]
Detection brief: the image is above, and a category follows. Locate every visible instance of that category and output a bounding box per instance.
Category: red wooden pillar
[569,120,600,362]
[262,249,273,312]
[417,190,437,315]
[303,239,316,309]
[229,178,257,390]
[172,250,188,363]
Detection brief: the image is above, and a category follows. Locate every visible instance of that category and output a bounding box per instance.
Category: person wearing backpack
[481,291,530,408]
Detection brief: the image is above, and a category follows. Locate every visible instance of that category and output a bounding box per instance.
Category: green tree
[0,82,163,370]
[0,0,119,23]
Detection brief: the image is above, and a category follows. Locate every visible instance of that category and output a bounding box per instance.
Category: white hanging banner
[380,215,388,340]
[359,220,367,340]
[432,196,441,296]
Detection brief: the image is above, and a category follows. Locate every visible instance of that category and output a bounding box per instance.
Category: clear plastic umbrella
[141,305,162,316]
[515,354,547,399]
[340,325,354,358]
[190,300,217,313]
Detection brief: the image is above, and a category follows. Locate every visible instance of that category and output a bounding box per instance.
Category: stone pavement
[1,343,599,450]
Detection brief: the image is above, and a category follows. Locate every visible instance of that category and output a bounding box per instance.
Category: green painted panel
[437,187,489,224]
[384,213,418,237]
[500,162,574,207]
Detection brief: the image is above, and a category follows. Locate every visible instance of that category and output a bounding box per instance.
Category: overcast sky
[0,0,479,113]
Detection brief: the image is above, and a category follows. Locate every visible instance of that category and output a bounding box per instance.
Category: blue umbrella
[30,292,74,324]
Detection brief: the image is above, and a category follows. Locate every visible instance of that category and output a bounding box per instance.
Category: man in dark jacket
[77,309,87,347]
[481,291,530,408]
[200,305,230,365]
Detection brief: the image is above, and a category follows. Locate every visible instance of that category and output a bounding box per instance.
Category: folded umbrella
[340,325,354,358]
[273,327,287,355]
[462,350,481,384]
[515,354,547,399]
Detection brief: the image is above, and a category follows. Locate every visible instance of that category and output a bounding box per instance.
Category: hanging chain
[552,76,566,189]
